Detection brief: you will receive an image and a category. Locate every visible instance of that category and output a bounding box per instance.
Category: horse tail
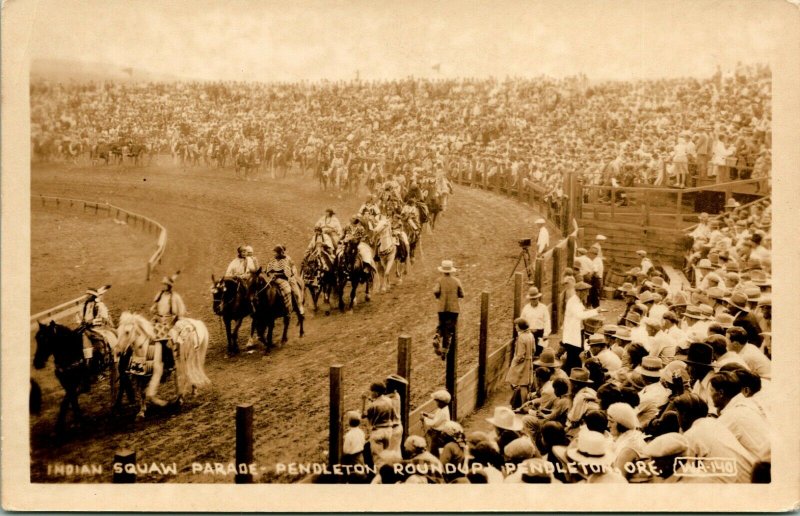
[178,319,211,390]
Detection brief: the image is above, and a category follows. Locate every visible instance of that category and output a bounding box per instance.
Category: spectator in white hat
[534,218,549,255]
[421,389,452,452]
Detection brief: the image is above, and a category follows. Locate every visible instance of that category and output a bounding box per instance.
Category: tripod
[508,245,534,283]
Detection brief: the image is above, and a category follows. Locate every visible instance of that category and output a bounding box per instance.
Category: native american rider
[265,245,305,316]
[339,215,377,272]
[76,285,116,377]
[149,272,186,373]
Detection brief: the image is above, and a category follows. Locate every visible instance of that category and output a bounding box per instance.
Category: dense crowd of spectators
[340,195,770,483]
[32,63,770,199]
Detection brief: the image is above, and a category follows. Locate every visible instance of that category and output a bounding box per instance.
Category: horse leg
[364,276,371,302]
[265,320,274,350]
[349,281,358,310]
[56,392,70,434]
[282,316,290,343]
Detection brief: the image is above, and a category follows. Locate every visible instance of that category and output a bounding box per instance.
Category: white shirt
[520,302,551,336]
[641,257,653,274]
[575,255,594,277]
[536,226,550,254]
[589,256,604,279]
[343,427,366,455]
[684,418,756,483]
[423,406,450,431]
[739,344,771,379]
[636,381,670,426]
[595,348,623,372]
[562,294,599,348]
[718,393,771,462]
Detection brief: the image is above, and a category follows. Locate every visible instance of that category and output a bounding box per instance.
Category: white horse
[372,216,398,293]
[115,312,210,419]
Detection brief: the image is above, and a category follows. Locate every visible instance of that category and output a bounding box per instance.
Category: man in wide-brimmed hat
[150,272,186,372]
[486,406,524,453]
[565,430,626,483]
[520,286,550,356]
[434,260,464,360]
[684,342,716,413]
[534,218,549,255]
[561,277,601,372]
[725,291,762,346]
[586,333,622,373]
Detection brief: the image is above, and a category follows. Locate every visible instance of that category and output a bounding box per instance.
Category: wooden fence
[325,177,579,476]
[30,195,167,330]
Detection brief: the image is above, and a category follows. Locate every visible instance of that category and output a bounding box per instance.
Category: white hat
[607,403,639,430]
[566,430,612,465]
[636,250,647,257]
[437,260,458,273]
[486,406,523,432]
[431,389,451,404]
[535,218,546,224]
[595,235,607,241]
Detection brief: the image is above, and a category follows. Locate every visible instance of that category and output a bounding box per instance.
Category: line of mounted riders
[211,177,451,356]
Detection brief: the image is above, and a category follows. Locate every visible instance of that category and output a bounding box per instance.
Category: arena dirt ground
[30,162,548,483]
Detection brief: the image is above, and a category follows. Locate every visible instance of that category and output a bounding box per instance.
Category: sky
[27,0,791,82]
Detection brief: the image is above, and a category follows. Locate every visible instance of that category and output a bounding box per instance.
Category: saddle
[127,341,158,377]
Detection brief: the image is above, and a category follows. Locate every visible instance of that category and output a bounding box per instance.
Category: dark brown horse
[33,321,133,435]
[249,270,304,349]
[334,240,374,311]
[211,275,253,355]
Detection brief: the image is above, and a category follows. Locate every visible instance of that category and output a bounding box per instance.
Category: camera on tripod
[518,238,532,248]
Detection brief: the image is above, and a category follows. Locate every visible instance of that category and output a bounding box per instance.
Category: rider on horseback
[401,198,421,234]
[358,195,381,230]
[149,272,186,374]
[314,208,342,250]
[226,245,259,285]
[340,216,377,272]
[77,285,115,378]
[265,245,305,317]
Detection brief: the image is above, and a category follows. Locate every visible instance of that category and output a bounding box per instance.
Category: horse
[249,270,304,349]
[371,217,398,293]
[115,312,210,418]
[425,190,442,231]
[334,240,374,311]
[211,275,253,355]
[301,242,338,315]
[33,320,128,434]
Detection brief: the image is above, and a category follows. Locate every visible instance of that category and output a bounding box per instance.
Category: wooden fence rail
[30,195,168,330]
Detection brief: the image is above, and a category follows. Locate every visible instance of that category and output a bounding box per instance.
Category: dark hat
[273,245,286,255]
[725,291,749,312]
[533,349,562,368]
[569,367,593,385]
[684,342,714,367]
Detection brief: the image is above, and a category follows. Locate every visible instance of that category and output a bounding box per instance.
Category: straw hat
[437,260,458,273]
[568,367,593,385]
[526,287,542,300]
[566,431,612,466]
[486,406,523,432]
[607,403,640,430]
[634,356,664,378]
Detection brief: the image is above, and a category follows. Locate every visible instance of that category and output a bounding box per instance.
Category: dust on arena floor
[30,161,543,482]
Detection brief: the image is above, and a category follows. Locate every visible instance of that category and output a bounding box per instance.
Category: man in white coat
[535,218,549,256]
[561,277,602,372]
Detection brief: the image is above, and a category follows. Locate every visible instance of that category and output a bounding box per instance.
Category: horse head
[210,274,227,315]
[116,311,154,357]
[33,320,57,369]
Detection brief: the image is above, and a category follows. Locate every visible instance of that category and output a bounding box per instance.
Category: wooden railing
[31,196,168,329]
[579,177,769,228]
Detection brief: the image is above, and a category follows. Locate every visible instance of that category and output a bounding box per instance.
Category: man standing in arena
[433,260,464,358]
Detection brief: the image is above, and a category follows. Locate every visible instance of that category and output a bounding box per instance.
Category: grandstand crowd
[32,63,771,197]
[30,64,773,484]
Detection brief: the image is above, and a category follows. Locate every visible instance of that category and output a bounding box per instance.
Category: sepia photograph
[2,0,799,511]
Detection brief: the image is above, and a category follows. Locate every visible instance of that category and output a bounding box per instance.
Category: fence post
[445,335,458,420]
[577,227,585,249]
[534,257,543,291]
[329,365,344,468]
[396,335,411,444]
[551,247,564,331]
[112,449,136,483]
[235,403,254,484]
[477,291,490,407]
[567,234,576,267]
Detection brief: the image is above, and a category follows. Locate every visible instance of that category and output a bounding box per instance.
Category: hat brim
[683,313,707,320]
[437,267,458,273]
[566,447,612,466]
[526,294,542,299]
[486,416,523,432]
[634,366,663,378]
[533,359,562,368]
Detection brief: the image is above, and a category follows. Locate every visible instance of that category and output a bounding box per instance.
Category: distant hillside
[30,58,191,83]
